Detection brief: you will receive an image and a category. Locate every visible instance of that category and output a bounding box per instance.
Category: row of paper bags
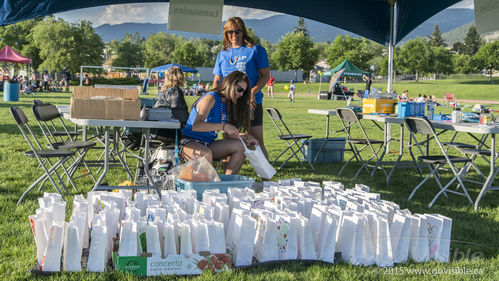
[29,178,452,271]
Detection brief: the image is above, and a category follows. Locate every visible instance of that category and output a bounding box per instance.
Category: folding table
[57,105,180,198]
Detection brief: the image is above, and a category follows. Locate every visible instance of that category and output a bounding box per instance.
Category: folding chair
[444,93,455,104]
[405,117,473,208]
[336,108,386,179]
[32,102,97,184]
[266,107,313,170]
[10,106,77,205]
[33,99,80,141]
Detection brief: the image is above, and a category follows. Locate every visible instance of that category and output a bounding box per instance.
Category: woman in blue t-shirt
[181,71,258,175]
[213,17,270,159]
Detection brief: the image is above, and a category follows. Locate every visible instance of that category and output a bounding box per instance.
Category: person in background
[288,80,296,102]
[415,94,425,103]
[402,90,411,101]
[362,74,372,95]
[267,73,275,100]
[154,66,189,126]
[61,68,71,92]
[43,70,50,92]
[213,16,270,159]
[181,71,258,175]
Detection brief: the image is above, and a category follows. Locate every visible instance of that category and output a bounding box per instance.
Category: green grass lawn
[0,81,498,280]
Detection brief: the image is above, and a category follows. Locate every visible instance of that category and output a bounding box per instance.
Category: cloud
[450,0,474,9]
[56,3,281,26]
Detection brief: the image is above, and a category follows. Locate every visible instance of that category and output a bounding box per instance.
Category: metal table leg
[475,134,497,210]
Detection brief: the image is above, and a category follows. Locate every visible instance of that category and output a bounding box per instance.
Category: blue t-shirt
[181,92,227,144]
[213,44,269,104]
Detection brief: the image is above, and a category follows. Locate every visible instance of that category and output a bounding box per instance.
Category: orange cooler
[362,98,397,114]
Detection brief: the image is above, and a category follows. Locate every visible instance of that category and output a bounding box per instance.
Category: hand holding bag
[240,138,276,179]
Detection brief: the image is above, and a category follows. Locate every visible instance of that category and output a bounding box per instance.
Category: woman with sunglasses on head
[181,71,258,175]
[213,17,270,159]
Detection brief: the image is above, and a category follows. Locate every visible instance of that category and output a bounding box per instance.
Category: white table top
[57,105,181,129]
[308,108,498,134]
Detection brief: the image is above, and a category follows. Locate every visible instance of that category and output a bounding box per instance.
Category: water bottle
[364,90,369,98]
[426,101,434,120]
[452,107,462,123]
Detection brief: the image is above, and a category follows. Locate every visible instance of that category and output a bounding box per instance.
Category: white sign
[168,0,223,34]
[474,0,499,34]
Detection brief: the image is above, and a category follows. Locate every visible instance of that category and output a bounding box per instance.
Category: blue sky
[56,0,474,26]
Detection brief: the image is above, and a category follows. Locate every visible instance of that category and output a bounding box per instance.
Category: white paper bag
[41,224,63,272]
[240,138,276,179]
[316,214,337,263]
[254,215,279,262]
[87,225,107,272]
[408,214,429,262]
[164,223,177,256]
[207,221,226,254]
[276,215,298,260]
[232,214,257,266]
[296,215,316,260]
[390,212,411,263]
[195,221,211,253]
[146,223,162,257]
[179,223,193,257]
[63,222,81,271]
[29,214,48,266]
[425,214,452,262]
[336,213,358,264]
[374,216,394,267]
[119,220,138,257]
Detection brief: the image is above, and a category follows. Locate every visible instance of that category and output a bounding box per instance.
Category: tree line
[0,16,497,81]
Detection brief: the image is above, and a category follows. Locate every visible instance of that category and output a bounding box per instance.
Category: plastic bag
[169,156,220,182]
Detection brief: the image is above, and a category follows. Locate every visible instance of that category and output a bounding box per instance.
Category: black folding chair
[405,117,473,208]
[336,108,386,179]
[32,102,97,184]
[10,107,76,205]
[266,107,313,170]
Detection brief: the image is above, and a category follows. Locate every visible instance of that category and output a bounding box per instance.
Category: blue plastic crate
[301,138,346,163]
[175,175,255,200]
[398,102,425,118]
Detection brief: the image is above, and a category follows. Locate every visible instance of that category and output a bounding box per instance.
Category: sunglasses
[236,86,246,93]
[226,29,242,35]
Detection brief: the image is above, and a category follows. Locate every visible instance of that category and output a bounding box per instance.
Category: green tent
[322,59,371,77]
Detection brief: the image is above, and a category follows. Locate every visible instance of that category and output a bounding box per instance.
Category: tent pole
[80,65,83,86]
[318,73,322,99]
[387,0,395,93]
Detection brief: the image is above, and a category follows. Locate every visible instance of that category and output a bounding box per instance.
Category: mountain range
[95,8,475,45]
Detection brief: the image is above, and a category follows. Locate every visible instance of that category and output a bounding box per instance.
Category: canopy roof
[0,0,461,45]
[323,59,370,77]
[0,45,32,64]
[150,63,198,73]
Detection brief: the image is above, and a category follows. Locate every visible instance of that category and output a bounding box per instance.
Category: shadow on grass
[456,79,498,85]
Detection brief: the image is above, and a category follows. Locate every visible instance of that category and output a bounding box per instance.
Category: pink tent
[0,45,32,64]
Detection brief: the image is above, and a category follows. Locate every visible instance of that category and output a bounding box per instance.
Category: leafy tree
[379,47,403,76]
[0,18,43,68]
[451,41,464,54]
[452,54,476,74]
[293,17,310,37]
[32,17,104,75]
[462,26,485,56]
[192,39,215,66]
[428,25,446,47]
[313,41,330,61]
[144,32,184,68]
[325,36,374,71]
[430,46,453,78]
[111,41,144,67]
[172,41,203,67]
[111,33,144,67]
[260,39,276,69]
[473,41,499,82]
[273,32,318,79]
[247,27,262,46]
[397,37,431,81]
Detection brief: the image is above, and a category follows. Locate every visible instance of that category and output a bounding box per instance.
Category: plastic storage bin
[3,80,19,102]
[362,98,396,114]
[175,175,255,200]
[398,102,425,118]
[301,138,346,163]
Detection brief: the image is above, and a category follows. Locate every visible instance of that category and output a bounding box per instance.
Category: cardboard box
[71,86,140,120]
[112,252,232,276]
[362,98,397,114]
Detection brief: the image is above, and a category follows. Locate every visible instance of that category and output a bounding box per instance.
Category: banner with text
[168,0,223,34]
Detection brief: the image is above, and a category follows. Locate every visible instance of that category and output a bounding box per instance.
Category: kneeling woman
[180,71,258,175]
